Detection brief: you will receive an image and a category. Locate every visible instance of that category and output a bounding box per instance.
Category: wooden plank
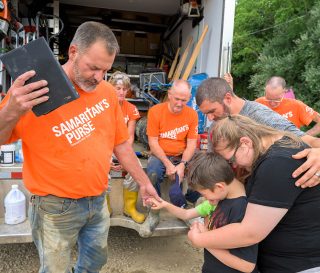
[168,47,181,80]
[182,25,209,80]
[159,57,165,69]
[172,37,193,81]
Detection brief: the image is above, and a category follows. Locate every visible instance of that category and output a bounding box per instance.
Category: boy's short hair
[187,152,234,191]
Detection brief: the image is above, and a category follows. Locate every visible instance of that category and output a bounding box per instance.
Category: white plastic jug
[4,184,26,225]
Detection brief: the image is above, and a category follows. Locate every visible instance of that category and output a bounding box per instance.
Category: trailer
[0,0,236,244]
[0,147,190,244]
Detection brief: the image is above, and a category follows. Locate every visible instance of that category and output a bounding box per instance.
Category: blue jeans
[147,155,181,196]
[29,192,110,273]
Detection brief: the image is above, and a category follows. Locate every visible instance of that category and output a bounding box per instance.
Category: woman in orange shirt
[108,71,145,223]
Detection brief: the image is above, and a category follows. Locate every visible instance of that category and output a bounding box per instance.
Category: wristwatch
[180,160,188,166]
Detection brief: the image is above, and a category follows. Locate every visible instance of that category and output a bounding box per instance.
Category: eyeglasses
[228,145,239,165]
[263,95,284,104]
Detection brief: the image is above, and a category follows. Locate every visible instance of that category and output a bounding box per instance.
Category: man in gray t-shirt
[240,100,304,136]
[195,77,320,187]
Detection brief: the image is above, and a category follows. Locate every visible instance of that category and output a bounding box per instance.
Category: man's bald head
[170,79,191,95]
[265,76,286,108]
[266,76,286,89]
[167,79,191,113]
[265,76,286,95]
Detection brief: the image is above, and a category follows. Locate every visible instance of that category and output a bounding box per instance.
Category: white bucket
[4,184,26,225]
[0,144,16,166]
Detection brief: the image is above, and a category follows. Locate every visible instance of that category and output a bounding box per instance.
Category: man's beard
[222,102,231,117]
[73,59,99,92]
[215,102,231,120]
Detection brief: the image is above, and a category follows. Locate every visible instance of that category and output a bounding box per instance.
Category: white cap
[12,184,18,189]
[1,144,16,152]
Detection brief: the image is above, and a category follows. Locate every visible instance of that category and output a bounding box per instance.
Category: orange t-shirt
[147,102,198,156]
[0,81,129,198]
[256,97,319,128]
[121,100,140,125]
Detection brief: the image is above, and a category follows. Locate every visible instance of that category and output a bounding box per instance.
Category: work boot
[139,172,160,237]
[123,189,146,224]
[139,209,160,237]
[106,194,113,216]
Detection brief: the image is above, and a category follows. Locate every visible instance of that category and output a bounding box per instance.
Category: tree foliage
[232,0,319,112]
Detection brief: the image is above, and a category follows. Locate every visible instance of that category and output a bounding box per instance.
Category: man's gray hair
[71,21,119,55]
[265,76,286,89]
[196,77,234,106]
[171,79,192,93]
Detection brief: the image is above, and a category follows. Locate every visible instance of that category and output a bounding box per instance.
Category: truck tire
[135,116,148,147]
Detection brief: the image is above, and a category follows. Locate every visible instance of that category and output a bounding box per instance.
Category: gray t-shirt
[207,100,305,152]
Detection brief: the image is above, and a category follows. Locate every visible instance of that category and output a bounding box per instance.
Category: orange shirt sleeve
[127,102,140,121]
[296,100,319,126]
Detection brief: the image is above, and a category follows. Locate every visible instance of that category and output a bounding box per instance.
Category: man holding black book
[0,21,159,273]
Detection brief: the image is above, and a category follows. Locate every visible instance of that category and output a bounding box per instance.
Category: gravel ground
[0,227,203,273]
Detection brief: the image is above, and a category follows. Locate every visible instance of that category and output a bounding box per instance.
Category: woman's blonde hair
[211,115,303,166]
[108,71,131,90]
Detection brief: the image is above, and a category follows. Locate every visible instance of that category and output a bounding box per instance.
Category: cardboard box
[134,35,148,55]
[147,33,161,55]
[121,31,135,54]
[127,62,145,75]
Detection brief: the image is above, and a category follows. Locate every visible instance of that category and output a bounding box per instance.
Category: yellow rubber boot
[106,194,113,216]
[123,189,146,223]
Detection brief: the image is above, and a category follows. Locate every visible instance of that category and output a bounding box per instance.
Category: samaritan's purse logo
[51,99,110,146]
[160,125,190,140]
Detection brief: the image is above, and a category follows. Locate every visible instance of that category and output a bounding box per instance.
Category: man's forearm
[306,123,320,137]
[148,139,171,166]
[301,134,320,148]
[114,141,150,186]
[0,107,19,145]
[181,139,197,162]
[175,140,197,179]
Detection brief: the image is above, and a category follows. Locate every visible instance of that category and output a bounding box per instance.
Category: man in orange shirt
[142,80,198,234]
[256,76,320,136]
[146,80,198,196]
[0,22,158,273]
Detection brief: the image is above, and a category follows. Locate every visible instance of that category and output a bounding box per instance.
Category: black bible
[0,37,79,116]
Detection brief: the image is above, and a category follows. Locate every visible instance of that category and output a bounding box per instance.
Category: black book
[0,37,79,116]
